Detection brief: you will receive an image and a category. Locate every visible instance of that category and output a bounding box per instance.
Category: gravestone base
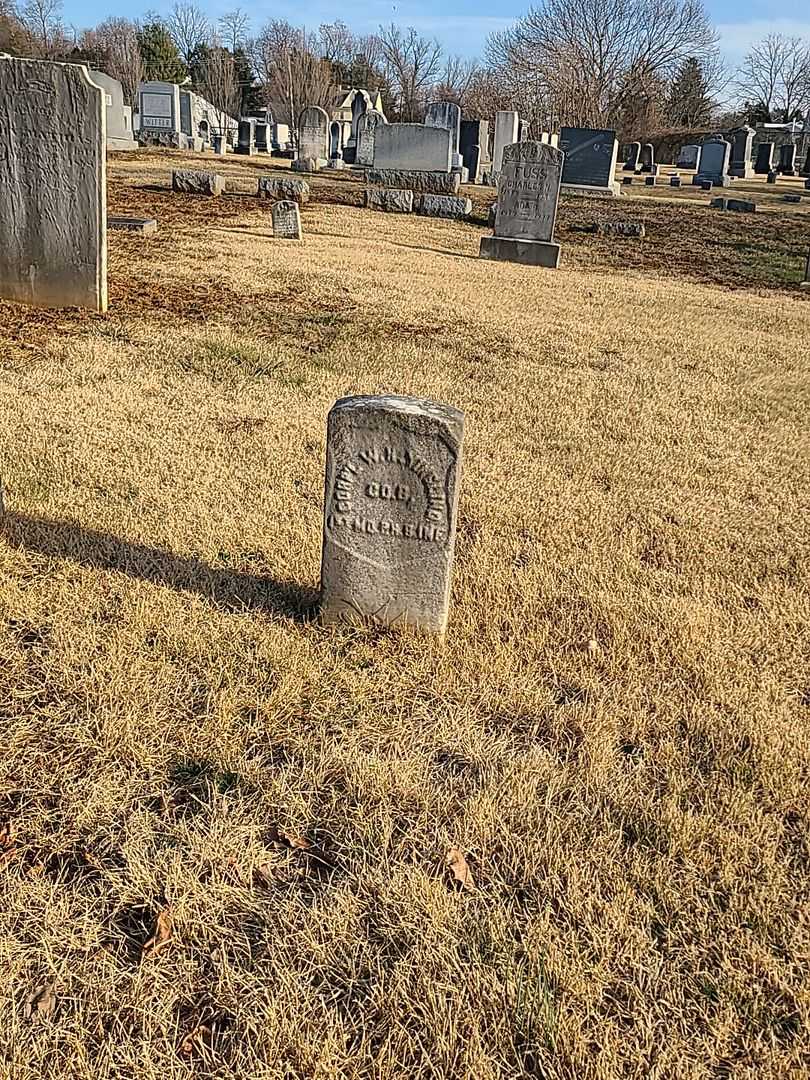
[670,176,682,187]
[693,175,731,187]
[479,235,560,268]
[418,194,472,219]
[108,135,138,151]
[292,157,322,172]
[729,165,754,179]
[561,181,620,198]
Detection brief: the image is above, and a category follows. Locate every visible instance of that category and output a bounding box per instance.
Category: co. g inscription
[327,444,449,545]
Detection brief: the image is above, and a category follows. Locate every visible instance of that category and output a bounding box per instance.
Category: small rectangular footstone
[172,169,224,196]
[108,217,158,235]
[479,236,561,267]
[418,194,472,218]
[591,220,645,237]
[320,394,464,634]
[365,187,414,213]
[258,176,310,203]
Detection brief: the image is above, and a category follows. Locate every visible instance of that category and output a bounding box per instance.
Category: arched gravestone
[479,141,564,268]
[754,142,774,174]
[329,120,343,161]
[640,143,655,172]
[297,105,329,165]
[0,57,106,311]
[350,91,369,144]
[624,142,641,171]
[321,394,464,634]
[356,110,387,167]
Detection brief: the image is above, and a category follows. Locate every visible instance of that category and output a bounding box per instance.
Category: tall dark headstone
[754,142,774,175]
[624,142,641,171]
[640,143,655,172]
[236,118,255,155]
[558,127,619,195]
[728,126,755,178]
[460,119,489,180]
[693,136,731,187]
[801,146,810,178]
[778,144,797,176]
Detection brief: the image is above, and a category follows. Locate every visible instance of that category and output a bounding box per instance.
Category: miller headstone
[558,127,620,196]
[320,394,464,634]
[272,200,301,239]
[0,57,107,311]
[479,141,564,268]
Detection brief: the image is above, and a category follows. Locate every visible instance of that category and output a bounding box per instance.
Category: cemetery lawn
[0,152,808,1079]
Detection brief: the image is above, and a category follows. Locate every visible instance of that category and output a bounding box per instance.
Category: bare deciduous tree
[167,1,210,68]
[377,24,443,120]
[735,34,810,120]
[82,17,143,104]
[197,36,240,133]
[249,20,336,136]
[219,7,249,54]
[19,0,64,56]
[432,56,479,106]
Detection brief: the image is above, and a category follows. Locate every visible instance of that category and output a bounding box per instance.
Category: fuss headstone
[272,200,302,239]
[0,57,107,311]
[321,394,464,634]
[479,140,563,268]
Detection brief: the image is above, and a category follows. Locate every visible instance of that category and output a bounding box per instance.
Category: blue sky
[62,0,810,66]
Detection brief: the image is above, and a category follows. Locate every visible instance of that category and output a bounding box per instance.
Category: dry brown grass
[0,150,808,1079]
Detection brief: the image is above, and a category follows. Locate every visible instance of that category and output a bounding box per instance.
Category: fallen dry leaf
[447,847,475,892]
[142,906,173,957]
[24,980,57,1020]
[179,1023,213,1057]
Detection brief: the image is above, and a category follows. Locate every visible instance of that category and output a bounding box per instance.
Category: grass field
[0,151,808,1079]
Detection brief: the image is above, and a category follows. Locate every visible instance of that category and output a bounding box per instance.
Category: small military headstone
[778,144,797,176]
[172,169,224,195]
[479,140,564,268]
[640,143,655,172]
[623,142,641,171]
[320,394,464,634]
[272,200,302,239]
[754,142,774,174]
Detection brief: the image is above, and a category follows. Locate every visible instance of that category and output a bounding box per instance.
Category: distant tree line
[1,0,809,139]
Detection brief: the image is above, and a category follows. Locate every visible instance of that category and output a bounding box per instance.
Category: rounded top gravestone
[297,105,329,165]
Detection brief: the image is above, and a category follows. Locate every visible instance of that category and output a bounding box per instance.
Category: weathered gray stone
[417,194,472,219]
[676,144,700,168]
[272,200,302,239]
[328,119,343,161]
[365,187,414,213]
[728,125,755,178]
[425,101,462,166]
[172,169,224,195]
[356,109,387,167]
[480,141,563,268]
[0,57,107,311]
[137,80,181,141]
[90,69,137,150]
[591,219,646,237]
[298,105,329,165]
[366,169,460,194]
[320,394,464,634]
[559,127,620,196]
[373,124,453,171]
[291,156,319,173]
[257,176,310,203]
[492,111,519,177]
[108,216,157,235]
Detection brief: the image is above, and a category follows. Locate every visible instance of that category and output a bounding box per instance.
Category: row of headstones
[627,132,810,184]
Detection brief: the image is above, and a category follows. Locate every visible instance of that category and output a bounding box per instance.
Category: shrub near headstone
[0,56,107,311]
[320,395,464,634]
[479,141,564,268]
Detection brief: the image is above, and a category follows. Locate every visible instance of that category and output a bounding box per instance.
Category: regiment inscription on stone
[320,395,464,633]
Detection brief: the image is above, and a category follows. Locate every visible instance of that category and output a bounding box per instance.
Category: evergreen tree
[234,47,261,113]
[667,57,714,127]
[137,21,187,83]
